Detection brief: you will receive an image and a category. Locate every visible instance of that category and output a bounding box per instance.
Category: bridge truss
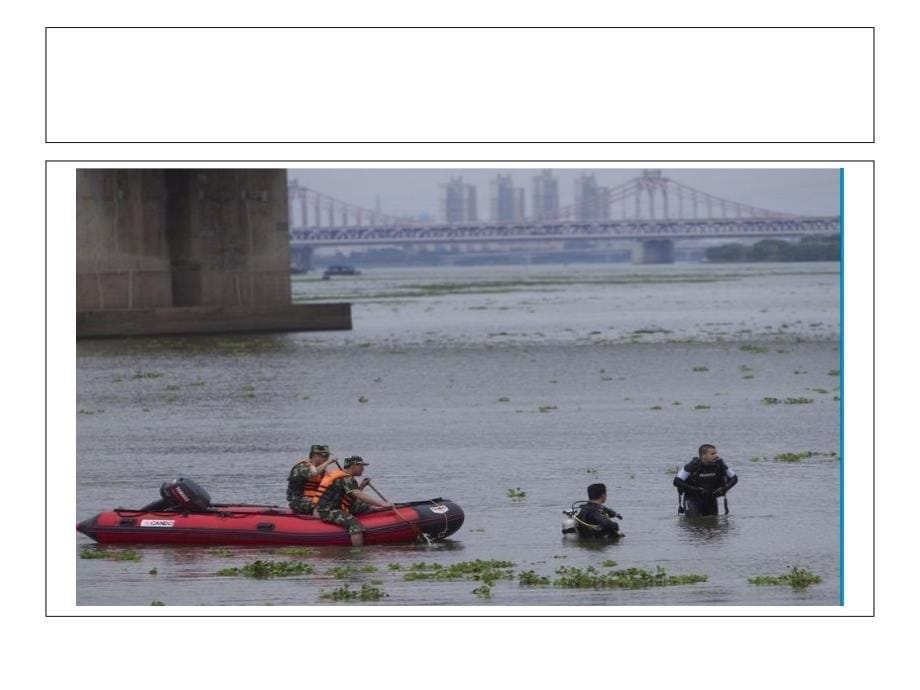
[288,171,839,247]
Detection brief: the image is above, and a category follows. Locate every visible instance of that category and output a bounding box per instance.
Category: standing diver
[572,483,626,539]
[673,443,738,517]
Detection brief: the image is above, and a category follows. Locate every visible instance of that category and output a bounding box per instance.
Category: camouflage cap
[343,455,367,467]
[310,444,330,456]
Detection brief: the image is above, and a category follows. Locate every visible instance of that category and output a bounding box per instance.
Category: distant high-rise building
[490,174,526,222]
[574,173,610,221]
[439,177,478,223]
[532,170,559,221]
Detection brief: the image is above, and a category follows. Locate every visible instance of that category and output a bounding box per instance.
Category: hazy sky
[288,168,840,219]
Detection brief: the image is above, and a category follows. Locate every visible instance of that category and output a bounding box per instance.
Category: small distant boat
[76,479,463,546]
[322,265,362,279]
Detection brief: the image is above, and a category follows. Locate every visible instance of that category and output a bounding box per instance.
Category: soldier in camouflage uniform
[316,455,393,547]
[287,444,337,514]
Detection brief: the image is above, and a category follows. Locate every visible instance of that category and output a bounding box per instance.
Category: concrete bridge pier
[636,239,675,264]
[76,169,351,337]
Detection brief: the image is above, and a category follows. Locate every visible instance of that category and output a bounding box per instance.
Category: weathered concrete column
[76,169,351,337]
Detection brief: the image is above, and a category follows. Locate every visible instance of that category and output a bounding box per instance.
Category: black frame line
[43,26,876,145]
[51,158,875,618]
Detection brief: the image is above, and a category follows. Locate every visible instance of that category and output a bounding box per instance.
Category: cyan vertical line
[839,167,845,606]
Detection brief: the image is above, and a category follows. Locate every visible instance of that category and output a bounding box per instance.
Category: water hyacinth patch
[273,546,317,557]
[216,560,314,579]
[774,451,839,463]
[507,488,527,500]
[403,559,516,586]
[472,584,493,598]
[553,565,707,589]
[518,570,551,586]
[207,547,234,557]
[325,566,357,578]
[320,583,388,601]
[80,548,142,561]
[748,567,822,589]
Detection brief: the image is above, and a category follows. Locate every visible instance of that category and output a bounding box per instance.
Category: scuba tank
[562,500,590,538]
[561,511,578,538]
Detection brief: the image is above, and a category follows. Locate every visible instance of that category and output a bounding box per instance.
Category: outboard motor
[140,477,211,512]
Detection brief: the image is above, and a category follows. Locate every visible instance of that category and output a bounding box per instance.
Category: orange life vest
[311,468,352,510]
[302,469,324,502]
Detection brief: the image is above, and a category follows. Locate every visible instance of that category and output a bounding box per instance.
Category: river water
[75,262,840,608]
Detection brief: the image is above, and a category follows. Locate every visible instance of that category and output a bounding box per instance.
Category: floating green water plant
[694,405,710,410]
[740,344,769,354]
[775,451,815,462]
[762,397,781,405]
[553,565,707,589]
[784,397,814,404]
[507,488,527,500]
[273,547,317,557]
[404,559,516,586]
[774,451,838,462]
[151,600,165,606]
[472,584,493,598]
[538,405,557,413]
[320,583,388,601]
[748,566,822,589]
[518,570,551,586]
[207,547,233,557]
[693,367,709,372]
[216,560,314,579]
[632,327,672,335]
[80,548,141,561]
[326,565,362,578]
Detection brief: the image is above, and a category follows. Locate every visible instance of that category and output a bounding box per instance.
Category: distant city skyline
[288,168,840,220]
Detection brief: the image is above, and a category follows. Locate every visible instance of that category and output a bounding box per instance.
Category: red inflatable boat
[77,479,464,547]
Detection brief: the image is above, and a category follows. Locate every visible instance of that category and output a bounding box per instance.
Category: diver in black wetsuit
[575,483,625,539]
[673,444,738,517]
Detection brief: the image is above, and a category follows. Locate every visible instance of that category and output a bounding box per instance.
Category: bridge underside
[76,170,350,337]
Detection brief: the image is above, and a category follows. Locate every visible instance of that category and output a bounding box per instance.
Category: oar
[363,479,422,538]
[332,460,421,538]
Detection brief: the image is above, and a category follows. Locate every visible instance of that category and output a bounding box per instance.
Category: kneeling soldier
[314,455,393,546]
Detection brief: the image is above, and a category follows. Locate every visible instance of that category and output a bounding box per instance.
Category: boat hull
[77,499,463,546]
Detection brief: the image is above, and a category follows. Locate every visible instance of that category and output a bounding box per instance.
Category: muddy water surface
[76,263,840,607]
